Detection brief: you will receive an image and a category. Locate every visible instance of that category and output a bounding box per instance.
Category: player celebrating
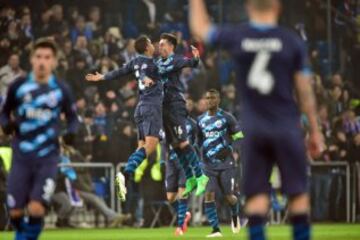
[157,33,209,197]
[197,89,244,238]
[189,1,323,240]
[85,36,162,201]
[166,113,198,236]
[0,38,79,240]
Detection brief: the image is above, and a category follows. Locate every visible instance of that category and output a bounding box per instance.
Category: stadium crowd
[0,0,360,228]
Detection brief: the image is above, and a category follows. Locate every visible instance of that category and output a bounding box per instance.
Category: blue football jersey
[197,109,243,168]
[207,23,309,131]
[0,73,79,160]
[156,54,199,104]
[104,55,163,105]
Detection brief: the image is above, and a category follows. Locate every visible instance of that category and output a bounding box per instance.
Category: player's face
[159,39,174,58]
[31,48,57,79]
[205,93,220,110]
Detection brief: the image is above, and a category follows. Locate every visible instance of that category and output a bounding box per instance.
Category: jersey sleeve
[205,25,237,50]
[104,61,134,81]
[172,56,199,71]
[293,37,311,76]
[225,112,244,141]
[61,83,79,134]
[0,81,18,134]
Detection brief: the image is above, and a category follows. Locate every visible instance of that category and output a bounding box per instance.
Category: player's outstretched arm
[189,0,212,41]
[85,63,133,82]
[294,73,323,159]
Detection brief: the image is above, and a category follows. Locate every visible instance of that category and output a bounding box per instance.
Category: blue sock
[175,147,194,179]
[188,150,203,178]
[177,199,188,228]
[170,201,178,212]
[11,217,25,240]
[290,214,311,240]
[125,148,146,173]
[22,217,43,240]
[205,201,220,232]
[248,214,266,240]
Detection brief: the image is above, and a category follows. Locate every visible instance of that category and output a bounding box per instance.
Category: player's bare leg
[225,194,242,234]
[204,192,222,238]
[245,194,270,240]
[288,194,311,240]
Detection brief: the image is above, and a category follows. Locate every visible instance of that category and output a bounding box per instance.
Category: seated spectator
[74,35,93,66]
[0,53,25,97]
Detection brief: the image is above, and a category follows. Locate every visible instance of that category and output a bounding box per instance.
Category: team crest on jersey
[215,120,223,128]
[141,63,148,70]
[47,91,58,107]
[7,194,16,208]
[134,65,139,70]
[24,93,32,103]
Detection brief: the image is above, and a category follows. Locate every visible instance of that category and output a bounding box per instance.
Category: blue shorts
[204,166,236,195]
[241,128,308,197]
[7,156,58,209]
[163,101,188,145]
[134,103,163,141]
[165,159,186,192]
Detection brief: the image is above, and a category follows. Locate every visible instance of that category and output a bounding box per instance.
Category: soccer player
[197,89,244,238]
[165,114,198,236]
[189,1,323,240]
[157,33,209,197]
[85,35,162,201]
[0,38,79,240]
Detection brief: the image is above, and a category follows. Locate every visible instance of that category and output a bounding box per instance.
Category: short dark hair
[32,38,58,57]
[134,35,150,54]
[160,33,177,49]
[207,89,220,96]
[246,0,278,11]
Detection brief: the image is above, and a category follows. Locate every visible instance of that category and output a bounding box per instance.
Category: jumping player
[189,0,323,240]
[85,36,162,201]
[0,38,79,240]
[166,111,198,236]
[197,89,244,238]
[157,33,209,197]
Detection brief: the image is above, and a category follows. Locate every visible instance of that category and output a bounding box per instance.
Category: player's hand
[85,72,104,82]
[308,130,324,159]
[191,45,200,59]
[143,76,154,87]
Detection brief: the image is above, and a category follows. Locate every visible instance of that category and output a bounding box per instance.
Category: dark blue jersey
[197,109,243,168]
[0,73,79,160]
[156,54,199,104]
[169,117,198,162]
[104,55,163,105]
[207,23,309,131]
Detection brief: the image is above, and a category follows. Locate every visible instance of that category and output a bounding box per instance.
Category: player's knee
[144,137,159,155]
[288,193,309,214]
[245,194,269,215]
[205,192,215,202]
[9,209,24,218]
[225,194,238,205]
[166,193,177,203]
[178,141,189,150]
[28,201,46,217]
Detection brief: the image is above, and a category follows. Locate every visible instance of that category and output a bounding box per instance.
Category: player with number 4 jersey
[86,35,164,201]
[189,1,324,240]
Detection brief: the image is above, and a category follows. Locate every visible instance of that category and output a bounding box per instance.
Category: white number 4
[248,51,274,95]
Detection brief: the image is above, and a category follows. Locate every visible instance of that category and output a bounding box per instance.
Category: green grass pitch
[2,224,360,240]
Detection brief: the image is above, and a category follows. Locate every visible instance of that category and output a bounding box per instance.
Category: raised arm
[189,0,212,41]
[85,62,133,82]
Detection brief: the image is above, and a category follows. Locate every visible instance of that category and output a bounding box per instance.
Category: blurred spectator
[71,15,93,44]
[0,53,25,96]
[86,6,103,39]
[65,55,88,99]
[74,35,93,66]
